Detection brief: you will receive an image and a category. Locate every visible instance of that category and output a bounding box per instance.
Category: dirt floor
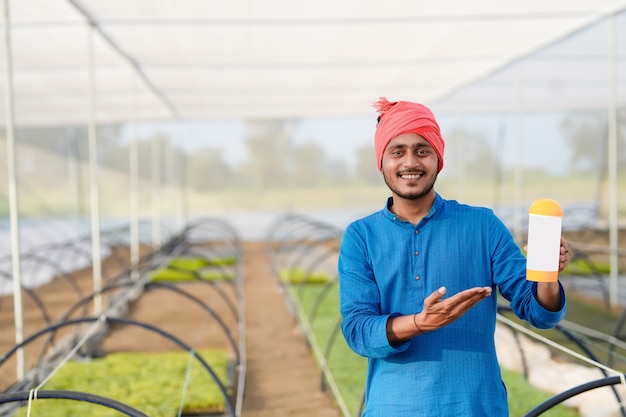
[0,227,624,416]
[0,242,342,417]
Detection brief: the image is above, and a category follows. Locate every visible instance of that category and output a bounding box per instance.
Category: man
[338,97,570,416]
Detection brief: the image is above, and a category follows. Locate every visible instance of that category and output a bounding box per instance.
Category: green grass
[292,283,582,417]
[13,349,231,417]
[289,283,367,413]
[563,258,611,275]
[502,369,579,417]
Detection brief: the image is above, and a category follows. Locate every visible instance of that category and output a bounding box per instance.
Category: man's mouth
[399,173,423,179]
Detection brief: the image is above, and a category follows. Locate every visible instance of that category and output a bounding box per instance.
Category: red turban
[373,97,445,173]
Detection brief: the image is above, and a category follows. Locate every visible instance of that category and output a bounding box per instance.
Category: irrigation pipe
[0,316,235,417]
[289,291,352,417]
[496,314,626,388]
[234,258,246,417]
[42,279,240,366]
[560,319,626,351]
[523,375,626,417]
[0,390,149,417]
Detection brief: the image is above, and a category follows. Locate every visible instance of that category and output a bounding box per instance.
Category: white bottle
[526,198,563,282]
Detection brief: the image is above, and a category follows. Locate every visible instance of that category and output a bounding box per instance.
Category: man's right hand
[414,286,492,333]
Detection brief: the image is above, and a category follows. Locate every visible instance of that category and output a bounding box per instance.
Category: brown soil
[0,242,342,417]
[1,227,622,416]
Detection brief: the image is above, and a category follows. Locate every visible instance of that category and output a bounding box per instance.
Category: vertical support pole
[2,0,25,380]
[87,25,103,314]
[129,120,140,278]
[513,62,525,242]
[607,14,619,309]
[151,131,161,249]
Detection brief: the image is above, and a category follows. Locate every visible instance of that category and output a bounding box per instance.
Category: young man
[338,98,570,416]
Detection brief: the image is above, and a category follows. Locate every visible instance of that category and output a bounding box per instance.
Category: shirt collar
[383,193,443,224]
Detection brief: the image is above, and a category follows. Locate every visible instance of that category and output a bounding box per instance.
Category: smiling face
[381,133,438,201]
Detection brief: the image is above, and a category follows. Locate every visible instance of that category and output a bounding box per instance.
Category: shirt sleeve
[490,215,566,329]
[338,224,411,358]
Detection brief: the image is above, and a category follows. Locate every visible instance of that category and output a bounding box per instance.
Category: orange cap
[529,198,563,216]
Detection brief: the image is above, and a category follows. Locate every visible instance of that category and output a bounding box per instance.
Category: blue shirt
[338,194,566,417]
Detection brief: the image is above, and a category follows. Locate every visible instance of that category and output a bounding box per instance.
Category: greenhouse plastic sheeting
[1,0,626,126]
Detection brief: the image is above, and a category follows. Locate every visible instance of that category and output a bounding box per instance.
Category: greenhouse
[0,1,625,416]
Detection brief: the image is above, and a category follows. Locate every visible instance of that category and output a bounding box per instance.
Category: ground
[0,242,342,416]
[1,228,624,416]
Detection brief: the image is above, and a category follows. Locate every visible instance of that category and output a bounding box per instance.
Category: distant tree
[462,133,502,181]
[292,141,326,187]
[239,120,292,190]
[560,111,606,174]
[127,134,173,184]
[324,157,351,186]
[186,148,233,190]
[560,109,626,175]
[16,125,122,166]
[353,144,380,185]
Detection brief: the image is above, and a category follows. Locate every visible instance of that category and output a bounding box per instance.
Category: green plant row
[279,267,333,284]
[149,255,237,282]
[14,349,231,417]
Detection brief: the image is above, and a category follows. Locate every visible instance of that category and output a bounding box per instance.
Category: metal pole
[129,120,140,278]
[458,108,467,203]
[87,25,103,314]
[607,14,619,309]
[2,0,25,380]
[513,62,524,242]
[151,131,161,249]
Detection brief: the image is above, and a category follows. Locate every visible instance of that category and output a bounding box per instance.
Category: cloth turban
[373,97,445,173]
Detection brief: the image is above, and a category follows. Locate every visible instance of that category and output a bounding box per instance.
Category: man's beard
[383,170,437,200]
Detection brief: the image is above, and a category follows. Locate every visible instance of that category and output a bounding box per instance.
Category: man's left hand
[559,238,572,272]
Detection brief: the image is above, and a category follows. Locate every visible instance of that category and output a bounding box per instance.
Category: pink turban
[373,97,445,173]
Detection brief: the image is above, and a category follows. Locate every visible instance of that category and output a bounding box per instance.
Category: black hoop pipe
[308,280,338,326]
[523,375,626,417]
[610,307,626,367]
[33,279,240,369]
[0,390,149,416]
[162,264,239,320]
[0,269,51,326]
[320,318,343,392]
[0,316,235,417]
[295,246,338,297]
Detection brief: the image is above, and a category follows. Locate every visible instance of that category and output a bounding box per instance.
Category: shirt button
[415,276,421,281]
[414,251,419,255]
[415,229,419,234]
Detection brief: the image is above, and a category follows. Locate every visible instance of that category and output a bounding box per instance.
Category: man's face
[381,133,438,201]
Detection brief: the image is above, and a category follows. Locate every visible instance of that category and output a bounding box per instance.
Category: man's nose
[402,153,420,167]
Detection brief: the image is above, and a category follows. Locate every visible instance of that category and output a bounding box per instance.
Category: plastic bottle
[526,198,563,282]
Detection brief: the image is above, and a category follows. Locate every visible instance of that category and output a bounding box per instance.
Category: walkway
[240,241,342,417]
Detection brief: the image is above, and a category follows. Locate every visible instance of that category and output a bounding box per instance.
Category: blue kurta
[338,194,566,417]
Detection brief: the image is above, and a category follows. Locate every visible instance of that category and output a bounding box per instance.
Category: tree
[186,148,233,191]
[560,108,626,175]
[239,120,293,190]
[353,144,380,185]
[560,111,606,174]
[292,141,326,187]
[324,157,351,186]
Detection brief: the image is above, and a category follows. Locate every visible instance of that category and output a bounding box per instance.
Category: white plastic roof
[2,0,626,127]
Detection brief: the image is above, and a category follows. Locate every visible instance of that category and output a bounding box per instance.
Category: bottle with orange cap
[526,198,564,282]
